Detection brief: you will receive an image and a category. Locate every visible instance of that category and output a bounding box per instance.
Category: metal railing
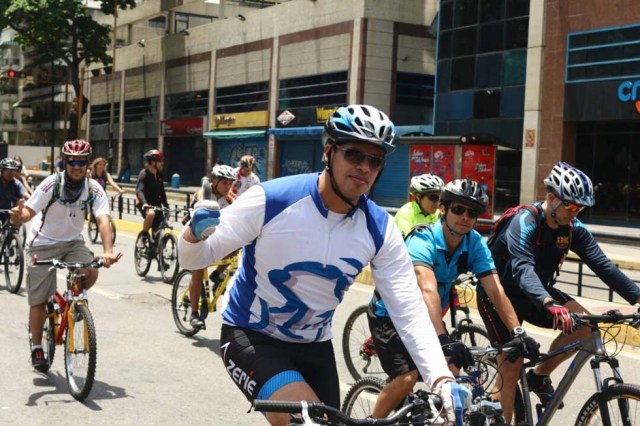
[110,193,188,223]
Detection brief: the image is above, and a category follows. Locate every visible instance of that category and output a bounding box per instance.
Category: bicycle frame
[519,322,623,425]
[50,273,91,348]
[199,252,240,313]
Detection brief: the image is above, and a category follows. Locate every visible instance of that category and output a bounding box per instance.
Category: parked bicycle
[0,211,25,294]
[171,250,241,336]
[86,195,119,245]
[342,274,490,381]
[134,206,180,284]
[254,389,445,425]
[341,345,510,425]
[29,254,122,401]
[511,309,640,426]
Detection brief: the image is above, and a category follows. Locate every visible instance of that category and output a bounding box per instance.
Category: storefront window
[451,57,475,90]
[476,53,502,88]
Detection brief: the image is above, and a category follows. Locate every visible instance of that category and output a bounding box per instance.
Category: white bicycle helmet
[410,174,445,195]
[441,179,488,214]
[211,164,236,180]
[322,105,397,154]
[544,161,594,207]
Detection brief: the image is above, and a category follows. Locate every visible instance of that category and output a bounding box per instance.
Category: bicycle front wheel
[171,270,204,337]
[342,305,384,381]
[65,303,97,401]
[87,215,99,243]
[3,233,24,294]
[450,322,491,348]
[160,233,179,284]
[575,383,640,426]
[341,376,386,419]
[134,231,152,276]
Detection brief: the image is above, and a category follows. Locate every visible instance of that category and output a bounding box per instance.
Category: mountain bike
[29,254,122,401]
[134,206,180,284]
[511,309,640,426]
[171,250,241,336]
[0,213,25,294]
[86,195,118,245]
[254,389,445,425]
[341,345,511,425]
[343,274,490,381]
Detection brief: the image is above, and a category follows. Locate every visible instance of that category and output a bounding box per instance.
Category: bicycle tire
[20,224,26,246]
[171,269,204,337]
[342,305,385,382]
[110,220,117,245]
[450,322,491,348]
[64,303,97,401]
[160,233,179,284]
[341,376,386,419]
[3,232,24,294]
[134,231,152,276]
[87,215,99,243]
[575,383,640,426]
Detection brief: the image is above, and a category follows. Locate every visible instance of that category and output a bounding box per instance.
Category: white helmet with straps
[410,174,445,195]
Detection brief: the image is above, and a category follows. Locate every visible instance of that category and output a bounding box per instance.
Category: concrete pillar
[520,0,547,204]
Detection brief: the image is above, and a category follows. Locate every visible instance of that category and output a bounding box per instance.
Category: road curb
[355,266,640,348]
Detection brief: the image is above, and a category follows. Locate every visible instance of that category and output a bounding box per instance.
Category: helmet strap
[325,147,358,211]
[442,208,467,238]
[212,179,223,198]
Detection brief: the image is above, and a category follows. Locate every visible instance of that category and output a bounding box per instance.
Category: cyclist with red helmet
[10,139,120,371]
[135,149,169,238]
[232,154,260,198]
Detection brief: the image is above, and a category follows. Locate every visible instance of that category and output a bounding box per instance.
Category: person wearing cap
[368,178,539,420]
[231,154,260,198]
[136,149,168,237]
[178,105,463,425]
[479,162,640,423]
[0,158,29,223]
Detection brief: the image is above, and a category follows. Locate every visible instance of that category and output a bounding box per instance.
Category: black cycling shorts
[137,204,165,230]
[219,325,340,408]
[478,285,574,345]
[367,305,421,380]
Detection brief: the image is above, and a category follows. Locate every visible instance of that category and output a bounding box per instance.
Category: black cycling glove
[504,332,540,362]
[438,333,473,369]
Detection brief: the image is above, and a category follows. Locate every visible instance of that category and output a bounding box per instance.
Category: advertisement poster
[461,144,496,220]
[409,145,431,178]
[432,145,455,183]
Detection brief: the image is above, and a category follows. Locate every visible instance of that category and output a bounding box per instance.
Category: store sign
[316,106,338,123]
[617,80,640,113]
[212,111,268,129]
[161,117,205,136]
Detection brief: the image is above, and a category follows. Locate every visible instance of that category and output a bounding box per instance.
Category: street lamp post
[50,59,55,175]
[108,0,118,174]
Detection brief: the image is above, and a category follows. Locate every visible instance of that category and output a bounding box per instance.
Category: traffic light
[6,70,22,79]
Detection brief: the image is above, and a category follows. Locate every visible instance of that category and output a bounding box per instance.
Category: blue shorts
[219,325,340,408]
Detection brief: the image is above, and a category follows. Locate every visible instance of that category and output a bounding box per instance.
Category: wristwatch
[512,326,526,336]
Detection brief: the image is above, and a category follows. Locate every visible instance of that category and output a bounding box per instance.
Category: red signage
[161,117,205,136]
[460,144,496,220]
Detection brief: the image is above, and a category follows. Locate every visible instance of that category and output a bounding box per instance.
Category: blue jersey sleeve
[505,209,551,308]
[571,220,640,305]
[406,228,437,267]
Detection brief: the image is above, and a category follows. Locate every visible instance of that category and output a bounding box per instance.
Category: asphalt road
[1,226,640,425]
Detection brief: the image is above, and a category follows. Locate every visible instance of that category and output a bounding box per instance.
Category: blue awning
[203,129,266,139]
[267,126,324,137]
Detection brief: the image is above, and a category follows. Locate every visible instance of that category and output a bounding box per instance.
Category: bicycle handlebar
[254,395,441,426]
[572,310,640,327]
[34,252,123,270]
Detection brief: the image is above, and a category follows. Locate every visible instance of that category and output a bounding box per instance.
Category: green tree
[0,0,136,134]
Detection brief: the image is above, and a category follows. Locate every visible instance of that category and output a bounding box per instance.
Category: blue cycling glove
[189,200,220,240]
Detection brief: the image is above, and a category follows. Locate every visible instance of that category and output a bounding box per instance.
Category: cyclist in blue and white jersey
[179,105,461,426]
[369,179,539,419]
[479,162,640,423]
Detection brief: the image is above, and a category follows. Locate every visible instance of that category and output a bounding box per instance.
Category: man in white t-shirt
[231,155,260,198]
[10,139,120,371]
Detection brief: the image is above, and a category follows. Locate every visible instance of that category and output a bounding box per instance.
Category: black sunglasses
[424,194,441,203]
[334,145,385,170]
[450,205,480,219]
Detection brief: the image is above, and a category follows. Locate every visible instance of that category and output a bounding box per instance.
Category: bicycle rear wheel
[342,305,385,382]
[3,233,24,294]
[134,231,152,276]
[575,383,640,426]
[65,303,97,401]
[171,270,205,337]
[87,215,99,243]
[341,376,386,419]
[450,322,491,348]
[160,233,179,284]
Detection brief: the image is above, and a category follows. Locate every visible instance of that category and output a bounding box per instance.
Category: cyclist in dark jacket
[479,161,640,423]
[136,149,169,236]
